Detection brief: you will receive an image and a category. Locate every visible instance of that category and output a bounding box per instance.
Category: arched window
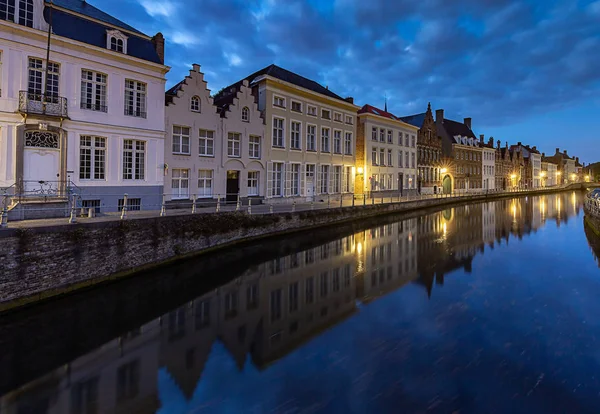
[190,96,200,112]
[241,106,249,122]
[107,30,128,54]
[110,37,124,53]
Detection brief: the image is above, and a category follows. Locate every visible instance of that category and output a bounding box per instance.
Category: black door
[226,171,240,203]
[398,173,404,196]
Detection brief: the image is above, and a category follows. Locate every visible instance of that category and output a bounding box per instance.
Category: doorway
[442,175,452,194]
[398,173,403,196]
[226,170,240,203]
[306,164,315,198]
[23,130,61,196]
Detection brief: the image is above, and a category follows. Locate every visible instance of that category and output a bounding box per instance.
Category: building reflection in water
[0,192,584,413]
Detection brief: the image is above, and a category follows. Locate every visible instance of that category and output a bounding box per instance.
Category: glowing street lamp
[440,167,448,174]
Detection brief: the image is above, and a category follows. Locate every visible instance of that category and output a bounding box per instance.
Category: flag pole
[43,0,53,105]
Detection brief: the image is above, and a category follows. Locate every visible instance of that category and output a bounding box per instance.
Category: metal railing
[18,91,68,117]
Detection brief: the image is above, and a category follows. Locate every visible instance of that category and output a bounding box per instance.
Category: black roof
[399,112,426,128]
[214,64,350,104]
[439,118,476,139]
[45,1,162,64]
[49,0,145,35]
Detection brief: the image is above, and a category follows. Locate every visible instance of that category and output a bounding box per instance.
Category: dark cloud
[120,0,599,130]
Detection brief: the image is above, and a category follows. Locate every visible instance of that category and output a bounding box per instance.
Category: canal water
[1,192,600,413]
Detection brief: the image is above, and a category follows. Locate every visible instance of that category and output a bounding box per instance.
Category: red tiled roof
[358,104,403,121]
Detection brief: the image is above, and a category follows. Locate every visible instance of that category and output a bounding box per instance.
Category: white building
[356,104,419,196]
[481,137,496,191]
[0,0,169,217]
[164,64,265,205]
[214,64,359,203]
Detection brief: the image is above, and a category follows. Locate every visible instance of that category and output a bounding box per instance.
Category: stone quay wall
[0,185,591,313]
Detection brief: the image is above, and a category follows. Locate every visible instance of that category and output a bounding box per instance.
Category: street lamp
[440,168,448,174]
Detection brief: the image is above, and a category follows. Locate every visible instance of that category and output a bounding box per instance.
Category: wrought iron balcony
[18,91,68,118]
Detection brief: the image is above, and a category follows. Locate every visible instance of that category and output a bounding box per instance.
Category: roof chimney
[497,139,501,149]
[542,152,546,158]
[479,134,484,144]
[532,146,537,152]
[576,157,579,163]
[325,85,329,90]
[151,32,165,64]
[488,137,493,146]
[435,109,444,125]
[192,63,200,72]
[464,117,472,130]
[563,150,567,155]
[556,148,560,153]
[344,97,354,104]
[517,141,522,146]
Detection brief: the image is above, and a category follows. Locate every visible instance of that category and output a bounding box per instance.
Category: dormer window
[190,96,200,112]
[107,30,128,54]
[241,106,249,122]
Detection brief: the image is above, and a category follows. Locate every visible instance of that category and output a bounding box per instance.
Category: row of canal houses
[0,0,591,214]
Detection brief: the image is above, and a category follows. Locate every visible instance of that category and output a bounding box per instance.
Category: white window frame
[190,96,201,112]
[372,147,378,166]
[334,112,342,122]
[387,130,393,143]
[306,124,317,151]
[319,165,330,194]
[249,135,261,158]
[172,125,191,155]
[307,105,317,117]
[227,132,241,157]
[271,162,284,197]
[372,127,378,141]
[379,128,385,142]
[345,115,353,125]
[333,130,342,154]
[290,120,301,150]
[122,139,145,180]
[379,148,385,166]
[124,79,146,118]
[273,95,286,108]
[80,69,107,112]
[241,106,249,121]
[171,169,190,199]
[291,100,302,113]
[333,165,342,193]
[290,163,301,196]
[321,127,330,153]
[272,117,285,148]
[248,171,259,196]
[344,132,352,155]
[387,149,393,167]
[198,129,215,157]
[106,30,128,54]
[321,109,331,120]
[3,0,33,27]
[79,135,106,180]
[198,170,214,198]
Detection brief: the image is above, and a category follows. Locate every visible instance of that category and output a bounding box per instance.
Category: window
[171,169,189,199]
[71,377,99,414]
[372,127,378,141]
[344,166,352,192]
[227,132,241,157]
[117,361,140,402]
[388,149,393,167]
[372,147,378,166]
[172,126,190,154]
[411,152,416,168]
[81,199,101,214]
[398,150,403,167]
[321,128,330,152]
[28,58,59,99]
[321,109,331,120]
[246,285,259,310]
[380,148,385,166]
[124,79,146,118]
[273,95,285,108]
[333,166,342,193]
[80,136,106,180]
[387,130,393,143]
[122,139,145,180]
[118,197,141,211]
[191,96,200,112]
[270,289,282,322]
[412,135,416,147]
[0,0,15,24]
[290,163,300,196]
[249,135,261,158]
[248,171,259,196]
[405,133,409,146]
[271,162,284,196]
[241,106,249,121]
[291,101,302,112]
[307,105,317,116]
[306,125,316,151]
[345,115,353,125]
[334,112,342,122]
[333,130,342,154]
[290,121,301,149]
[405,151,409,167]
[80,70,107,112]
[306,277,315,303]
[398,131,403,146]
[198,170,213,197]
[320,272,329,298]
[320,165,329,193]
[289,283,299,313]
[333,269,340,292]
[344,132,352,155]
[379,128,385,142]
[199,129,214,156]
[273,117,284,147]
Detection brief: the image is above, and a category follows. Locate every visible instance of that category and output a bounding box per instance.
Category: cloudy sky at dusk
[100,0,599,163]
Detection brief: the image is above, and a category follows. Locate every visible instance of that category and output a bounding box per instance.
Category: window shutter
[350,167,355,193]
[300,164,306,196]
[267,162,273,198]
[285,163,291,197]
[316,164,322,194]
[328,167,334,194]
[341,166,347,193]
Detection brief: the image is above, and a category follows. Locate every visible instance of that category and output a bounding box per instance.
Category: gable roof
[48,0,145,36]
[399,112,426,129]
[358,104,403,121]
[214,64,351,104]
[440,118,476,140]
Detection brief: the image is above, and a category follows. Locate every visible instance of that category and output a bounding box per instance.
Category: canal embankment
[0,184,593,313]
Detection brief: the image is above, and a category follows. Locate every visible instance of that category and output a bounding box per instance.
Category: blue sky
[100,0,599,163]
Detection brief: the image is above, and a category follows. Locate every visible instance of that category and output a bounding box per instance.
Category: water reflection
[0,192,590,413]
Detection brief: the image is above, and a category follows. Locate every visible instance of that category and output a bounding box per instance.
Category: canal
[1,192,600,413]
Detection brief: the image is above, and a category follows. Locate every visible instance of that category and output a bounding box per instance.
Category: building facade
[164,64,266,205]
[543,148,576,184]
[541,159,558,187]
[0,0,168,215]
[356,104,418,196]
[215,65,359,203]
[510,142,541,188]
[481,136,496,191]
[495,141,512,190]
[400,103,443,195]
